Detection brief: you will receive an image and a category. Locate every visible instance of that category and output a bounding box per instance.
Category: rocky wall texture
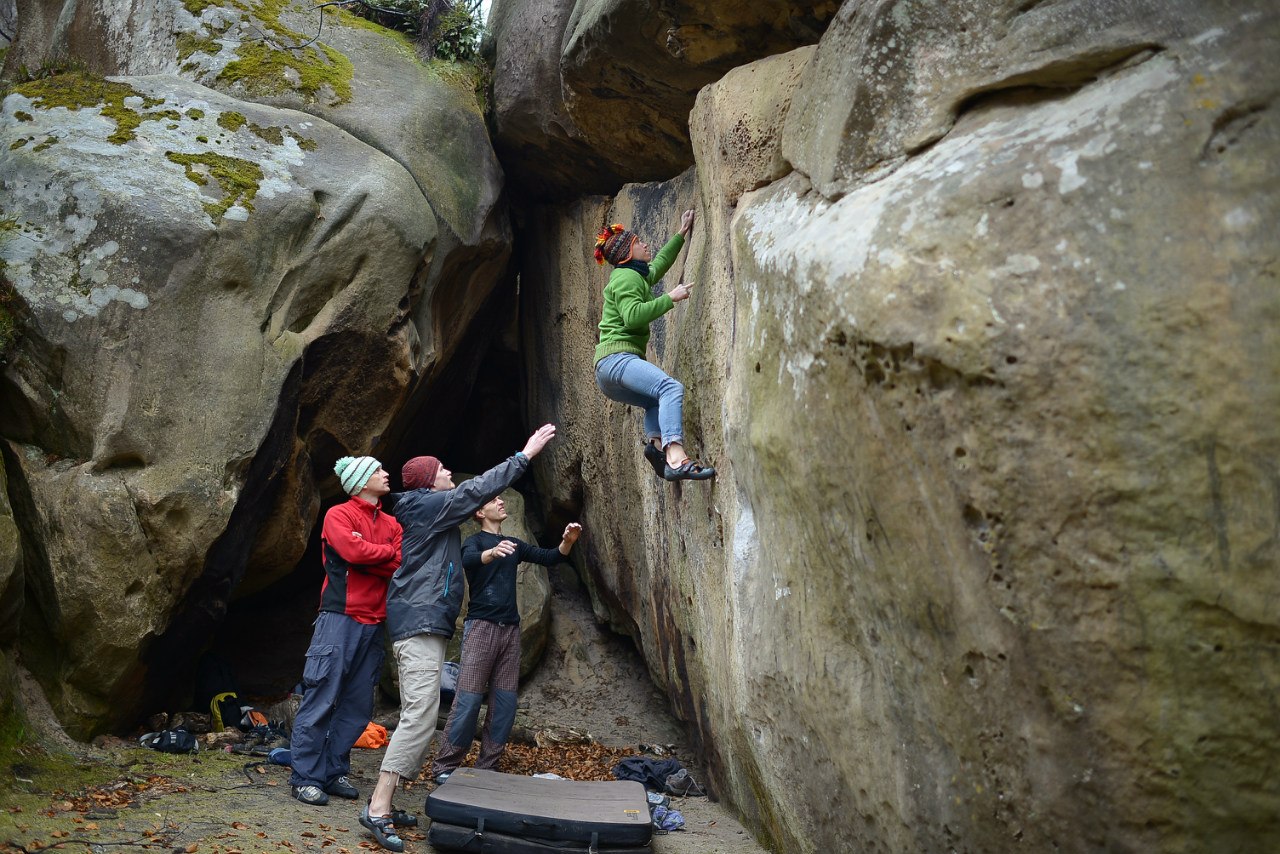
[486,0,836,198]
[516,1,1280,850]
[0,0,508,735]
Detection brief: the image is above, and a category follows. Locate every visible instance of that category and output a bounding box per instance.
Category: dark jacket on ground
[384,454,529,642]
[461,531,567,625]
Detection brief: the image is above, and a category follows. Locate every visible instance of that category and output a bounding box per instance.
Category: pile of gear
[611,756,708,833]
[139,652,296,756]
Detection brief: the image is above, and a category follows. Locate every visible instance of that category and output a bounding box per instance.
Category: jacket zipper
[443,561,453,598]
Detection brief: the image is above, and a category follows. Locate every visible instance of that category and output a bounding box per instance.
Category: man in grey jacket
[360,424,557,851]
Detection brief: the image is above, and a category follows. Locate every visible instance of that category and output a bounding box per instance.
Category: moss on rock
[248,122,282,144]
[217,110,247,131]
[12,72,168,145]
[177,32,223,62]
[219,39,353,104]
[165,151,263,222]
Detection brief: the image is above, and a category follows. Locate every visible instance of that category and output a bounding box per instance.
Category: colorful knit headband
[594,224,638,266]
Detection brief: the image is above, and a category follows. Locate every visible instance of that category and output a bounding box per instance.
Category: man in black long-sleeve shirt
[431,497,582,780]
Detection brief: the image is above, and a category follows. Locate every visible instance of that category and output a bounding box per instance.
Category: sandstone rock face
[0,2,512,734]
[0,456,21,648]
[0,72,436,735]
[4,0,179,78]
[487,0,836,197]
[518,3,1279,851]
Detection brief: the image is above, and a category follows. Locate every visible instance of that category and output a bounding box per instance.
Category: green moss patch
[217,110,247,132]
[186,108,205,120]
[329,5,418,55]
[14,111,32,122]
[31,136,58,152]
[165,151,263,222]
[177,31,222,62]
[12,72,169,145]
[247,122,282,145]
[219,38,353,104]
[9,138,29,150]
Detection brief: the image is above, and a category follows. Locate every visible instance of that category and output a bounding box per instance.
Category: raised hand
[670,281,693,303]
[679,208,695,237]
[521,424,557,458]
[562,523,582,545]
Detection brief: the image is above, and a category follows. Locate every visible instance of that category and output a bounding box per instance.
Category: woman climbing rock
[592,208,715,482]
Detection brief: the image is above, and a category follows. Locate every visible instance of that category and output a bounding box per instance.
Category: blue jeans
[288,611,385,789]
[595,353,684,448]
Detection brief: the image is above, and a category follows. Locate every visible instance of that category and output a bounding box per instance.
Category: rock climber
[592,208,715,482]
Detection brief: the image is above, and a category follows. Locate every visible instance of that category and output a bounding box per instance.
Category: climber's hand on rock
[675,211,696,240]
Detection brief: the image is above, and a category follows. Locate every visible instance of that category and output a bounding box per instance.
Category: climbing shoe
[389,807,418,827]
[642,443,666,479]
[325,775,359,799]
[292,784,329,806]
[663,459,715,481]
[360,803,404,852]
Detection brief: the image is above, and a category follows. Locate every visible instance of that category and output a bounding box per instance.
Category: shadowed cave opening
[139,271,562,722]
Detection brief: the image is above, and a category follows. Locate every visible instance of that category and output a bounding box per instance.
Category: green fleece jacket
[593,233,685,364]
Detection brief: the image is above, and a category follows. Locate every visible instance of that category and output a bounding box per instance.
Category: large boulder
[0,72,433,735]
[519,2,1279,851]
[487,0,836,198]
[0,454,20,647]
[0,0,513,734]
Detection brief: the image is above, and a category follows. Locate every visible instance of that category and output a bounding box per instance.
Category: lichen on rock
[165,151,264,221]
[12,72,166,145]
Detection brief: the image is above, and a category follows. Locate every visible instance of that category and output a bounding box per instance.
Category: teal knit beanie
[335,456,381,496]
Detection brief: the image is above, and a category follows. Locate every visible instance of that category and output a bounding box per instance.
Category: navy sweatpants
[288,611,385,789]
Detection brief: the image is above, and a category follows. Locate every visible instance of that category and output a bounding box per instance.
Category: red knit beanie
[593,224,638,266]
[402,455,442,490]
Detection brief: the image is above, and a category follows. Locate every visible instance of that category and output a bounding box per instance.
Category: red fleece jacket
[318,497,402,624]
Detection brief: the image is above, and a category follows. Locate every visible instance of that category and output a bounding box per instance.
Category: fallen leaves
[497,741,638,781]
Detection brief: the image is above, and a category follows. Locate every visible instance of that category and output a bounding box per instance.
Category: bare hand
[669,281,693,303]
[562,523,582,545]
[521,424,557,458]
[679,208,695,237]
[492,539,517,558]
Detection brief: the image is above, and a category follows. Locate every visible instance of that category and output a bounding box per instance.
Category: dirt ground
[0,569,767,854]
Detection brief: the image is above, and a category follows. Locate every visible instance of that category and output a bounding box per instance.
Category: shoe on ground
[292,784,329,806]
[360,803,404,852]
[325,775,359,799]
[642,443,666,479]
[663,459,716,481]
[433,772,451,786]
